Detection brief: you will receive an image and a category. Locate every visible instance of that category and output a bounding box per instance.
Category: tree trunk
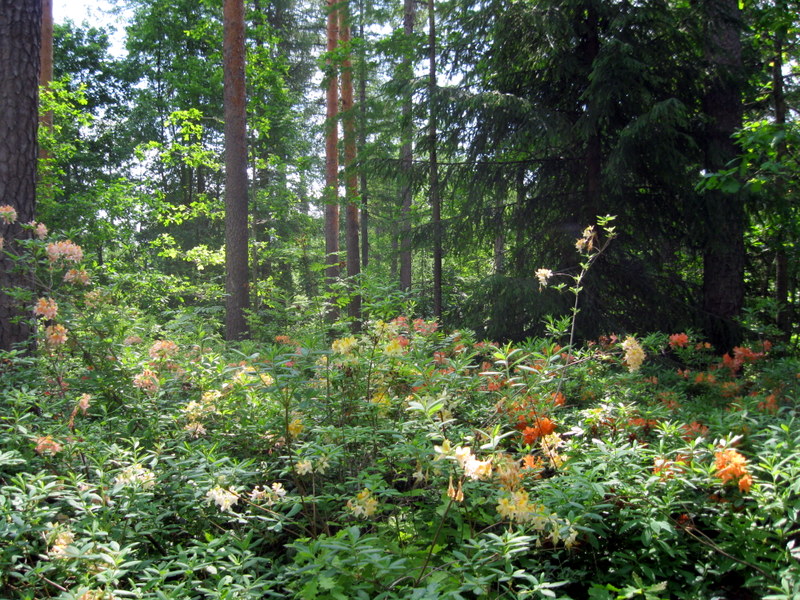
[428,0,442,319]
[700,0,745,352]
[358,0,369,270]
[223,0,249,340]
[0,0,41,352]
[324,0,340,322]
[399,0,415,291]
[340,1,361,326]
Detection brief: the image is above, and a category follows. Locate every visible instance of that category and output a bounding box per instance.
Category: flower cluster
[35,435,63,455]
[133,368,159,393]
[347,488,379,518]
[148,339,179,360]
[669,333,690,349]
[535,268,553,289]
[621,336,646,372]
[250,482,287,505]
[714,448,753,492]
[45,324,68,347]
[46,240,84,264]
[63,267,91,285]
[114,464,156,489]
[496,489,548,526]
[332,336,358,355]
[0,204,18,223]
[452,445,493,481]
[33,297,58,320]
[206,486,239,512]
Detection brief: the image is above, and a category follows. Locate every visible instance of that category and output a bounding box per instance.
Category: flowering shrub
[1,222,799,600]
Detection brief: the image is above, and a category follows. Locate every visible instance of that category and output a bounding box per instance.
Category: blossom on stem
[206,486,239,512]
[622,336,646,372]
[0,205,17,224]
[33,297,58,320]
[535,268,553,289]
[45,324,68,347]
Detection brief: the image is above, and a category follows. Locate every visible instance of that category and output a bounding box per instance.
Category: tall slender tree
[223,0,249,340]
[324,0,340,321]
[700,0,746,351]
[428,0,442,318]
[0,0,42,351]
[340,0,361,325]
[398,0,415,291]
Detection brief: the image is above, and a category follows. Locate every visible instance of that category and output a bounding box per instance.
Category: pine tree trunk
[0,0,41,351]
[340,2,361,326]
[358,0,369,270]
[701,0,745,352]
[428,0,442,319]
[223,0,250,340]
[399,0,415,291]
[324,0,340,322]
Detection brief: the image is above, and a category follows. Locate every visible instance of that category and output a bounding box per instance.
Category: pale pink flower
[46,240,83,264]
[133,369,159,393]
[33,297,58,320]
[35,435,63,455]
[64,269,90,285]
[45,324,68,347]
[0,205,17,224]
[149,339,179,360]
[27,221,48,239]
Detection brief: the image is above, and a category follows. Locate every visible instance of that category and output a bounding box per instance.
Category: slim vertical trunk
[358,0,369,270]
[324,0,340,322]
[340,1,361,326]
[0,0,41,351]
[399,0,415,291]
[223,0,249,340]
[700,0,745,352]
[428,0,442,319]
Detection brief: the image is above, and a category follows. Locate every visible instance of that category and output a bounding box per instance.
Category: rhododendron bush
[1,225,799,600]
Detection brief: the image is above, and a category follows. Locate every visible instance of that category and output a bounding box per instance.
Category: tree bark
[223,0,249,340]
[324,0,340,322]
[357,0,369,270]
[428,0,442,319]
[399,0,415,291]
[340,1,361,326]
[0,0,41,352]
[700,0,745,352]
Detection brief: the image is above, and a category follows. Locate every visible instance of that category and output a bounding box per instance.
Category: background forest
[1,0,800,599]
[24,0,800,348]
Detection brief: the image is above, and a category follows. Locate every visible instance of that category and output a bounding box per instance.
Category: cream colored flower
[622,336,646,372]
[535,268,553,289]
[206,486,238,512]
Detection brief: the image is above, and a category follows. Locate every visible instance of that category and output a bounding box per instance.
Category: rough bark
[700,0,745,352]
[0,0,41,352]
[223,0,250,340]
[324,0,340,322]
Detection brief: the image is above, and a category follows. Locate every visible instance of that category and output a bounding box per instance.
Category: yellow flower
[295,460,313,475]
[288,418,304,437]
[384,338,404,356]
[332,336,358,355]
[347,488,379,518]
[622,336,646,372]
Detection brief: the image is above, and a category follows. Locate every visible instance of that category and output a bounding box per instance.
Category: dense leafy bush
[1,224,798,600]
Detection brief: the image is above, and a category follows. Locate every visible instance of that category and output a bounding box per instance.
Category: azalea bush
[1,218,799,600]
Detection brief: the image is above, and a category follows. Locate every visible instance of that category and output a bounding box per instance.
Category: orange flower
[669,333,689,348]
[35,436,62,455]
[550,391,566,406]
[45,324,68,347]
[522,417,556,445]
[715,448,751,490]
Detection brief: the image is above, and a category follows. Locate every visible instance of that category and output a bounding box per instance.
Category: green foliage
[2,229,799,599]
